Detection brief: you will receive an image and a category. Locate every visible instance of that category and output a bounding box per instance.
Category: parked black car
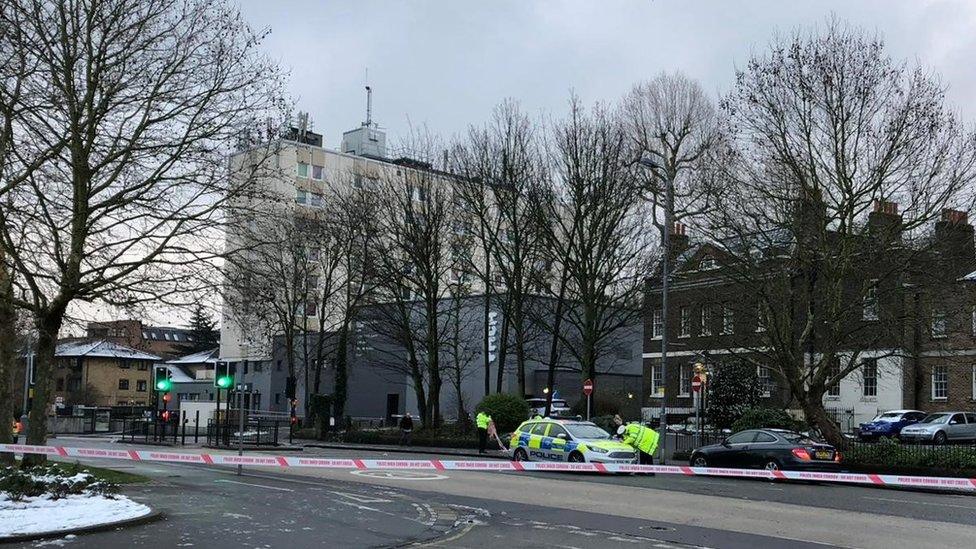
[689,428,841,471]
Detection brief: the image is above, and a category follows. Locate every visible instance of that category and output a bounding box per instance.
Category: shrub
[731,407,797,432]
[0,469,47,501]
[475,393,529,434]
[707,360,762,429]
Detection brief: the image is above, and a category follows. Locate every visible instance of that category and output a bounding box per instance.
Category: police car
[509,418,638,464]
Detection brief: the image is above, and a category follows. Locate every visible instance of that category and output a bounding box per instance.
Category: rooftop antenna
[363,67,374,128]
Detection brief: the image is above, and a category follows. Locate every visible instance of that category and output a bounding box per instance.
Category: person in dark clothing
[399,413,414,445]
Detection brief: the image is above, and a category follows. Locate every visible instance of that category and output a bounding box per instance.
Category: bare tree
[451,99,547,396]
[370,135,459,426]
[709,19,976,447]
[0,0,285,462]
[550,99,650,387]
[623,71,722,237]
[533,97,651,414]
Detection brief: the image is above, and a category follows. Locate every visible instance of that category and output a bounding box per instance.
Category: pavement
[9,436,976,548]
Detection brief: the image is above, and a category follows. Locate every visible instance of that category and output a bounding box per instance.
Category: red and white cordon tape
[3,443,975,492]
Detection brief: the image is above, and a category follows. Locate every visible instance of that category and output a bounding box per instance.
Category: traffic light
[214,361,234,389]
[153,366,172,392]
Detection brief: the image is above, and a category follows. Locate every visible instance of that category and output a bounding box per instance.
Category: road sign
[692,375,703,393]
[582,379,593,396]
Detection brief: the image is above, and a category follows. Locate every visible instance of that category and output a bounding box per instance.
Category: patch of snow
[0,494,151,538]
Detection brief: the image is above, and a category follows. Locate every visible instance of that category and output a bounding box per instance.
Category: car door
[546,424,570,461]
[526,422,549,460]
[946,413,968,441]
[965,414,976,441]
[741,431,779,468]
[713,431,758,467]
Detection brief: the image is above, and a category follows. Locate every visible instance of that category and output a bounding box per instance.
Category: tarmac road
[13,438,976,548]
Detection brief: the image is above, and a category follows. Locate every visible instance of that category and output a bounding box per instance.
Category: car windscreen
[921,413,951,424]
[874,412,902,422]
[565,424,610,440]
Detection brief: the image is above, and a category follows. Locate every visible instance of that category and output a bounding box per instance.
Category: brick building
[51,340,162,407]
[643,203,976,430]
[87,319,209,359]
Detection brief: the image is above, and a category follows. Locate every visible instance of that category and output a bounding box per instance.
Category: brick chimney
[868,199,902,242]
[934,208,975,269]
[669,222,690,262]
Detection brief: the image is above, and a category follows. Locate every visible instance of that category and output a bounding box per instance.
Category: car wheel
[763,459,781,471]
[933,431,947,445]
[513,448,529,462]
[692,455,708,467]
[568,451,585,463]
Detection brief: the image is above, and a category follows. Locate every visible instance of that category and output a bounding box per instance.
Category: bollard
[194,410,200,444]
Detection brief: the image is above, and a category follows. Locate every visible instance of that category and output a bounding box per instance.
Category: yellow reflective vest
[622,423,660,455]
[476,412,491,429]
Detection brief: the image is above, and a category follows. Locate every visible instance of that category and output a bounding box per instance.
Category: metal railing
[205,417,286,448]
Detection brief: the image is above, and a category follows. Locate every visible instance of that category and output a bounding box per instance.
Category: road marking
[863,496,976,510]
[214,479,294,492]
[350,470,448,481]
[330,491,393,504]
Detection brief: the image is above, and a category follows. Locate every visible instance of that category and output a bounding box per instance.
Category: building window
[722,305,734,335]
[309,192,323,208]
[56,378,64,391]
[931,310,947,339]
[679,366,691,396]
[651,310,663,339]
[136,380,147,392]
[650,365,663,396]
[164,333,171,341]
[972,365,976,400]
[679,307,691,338]
[312,165,324,180]
[863,281,879,321]
[700,306,713,336]
[932,364,948,400]
[826,359,841,398]
[304,300,317,317]
[137,362,148,371]
[862,359,878,398]
[296,162,309,178]
[119,360,130,369]
[757,366,773,397]
[296,189,307,205]
[118,379,130,390]
[253,362,264,373]
[67,378,81,392]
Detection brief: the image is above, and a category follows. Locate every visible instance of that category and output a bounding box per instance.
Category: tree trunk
[425,296,442,427]
[332,324,349,421]
[24,307,66,466]
[494,312,510,393]
[513,318,527,399]
[0,254,15,464]
[544,273,569,417]
[799,394,847,450]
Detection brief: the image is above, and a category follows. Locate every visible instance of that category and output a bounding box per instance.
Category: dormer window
[699,256,717,270]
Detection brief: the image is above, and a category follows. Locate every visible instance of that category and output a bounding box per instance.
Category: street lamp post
[640,157,673,465]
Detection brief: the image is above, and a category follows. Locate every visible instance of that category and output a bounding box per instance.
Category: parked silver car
[898,412,976,444]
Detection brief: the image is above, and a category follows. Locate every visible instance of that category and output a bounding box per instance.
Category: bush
[731,407,797,432]
[0,464,119,501]
[707,360,762,429]
[846,438,976,472]
[475,393,529,434]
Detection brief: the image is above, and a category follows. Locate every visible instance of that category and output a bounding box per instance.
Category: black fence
[120,415,205,445]
[206,417,286,447]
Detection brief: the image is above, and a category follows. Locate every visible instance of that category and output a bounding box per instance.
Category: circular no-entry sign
[692,375,702,393]
[582,379,594,396]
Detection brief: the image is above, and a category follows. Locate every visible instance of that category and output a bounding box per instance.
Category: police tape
[2,443,975,492]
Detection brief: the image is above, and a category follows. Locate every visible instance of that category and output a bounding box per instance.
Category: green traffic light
[155,379,172,392]
[216,376,233,389]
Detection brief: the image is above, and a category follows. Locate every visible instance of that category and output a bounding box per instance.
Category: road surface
[12,438,976,548]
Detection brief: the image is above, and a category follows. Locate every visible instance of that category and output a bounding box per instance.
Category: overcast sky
[239,0,976,147]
